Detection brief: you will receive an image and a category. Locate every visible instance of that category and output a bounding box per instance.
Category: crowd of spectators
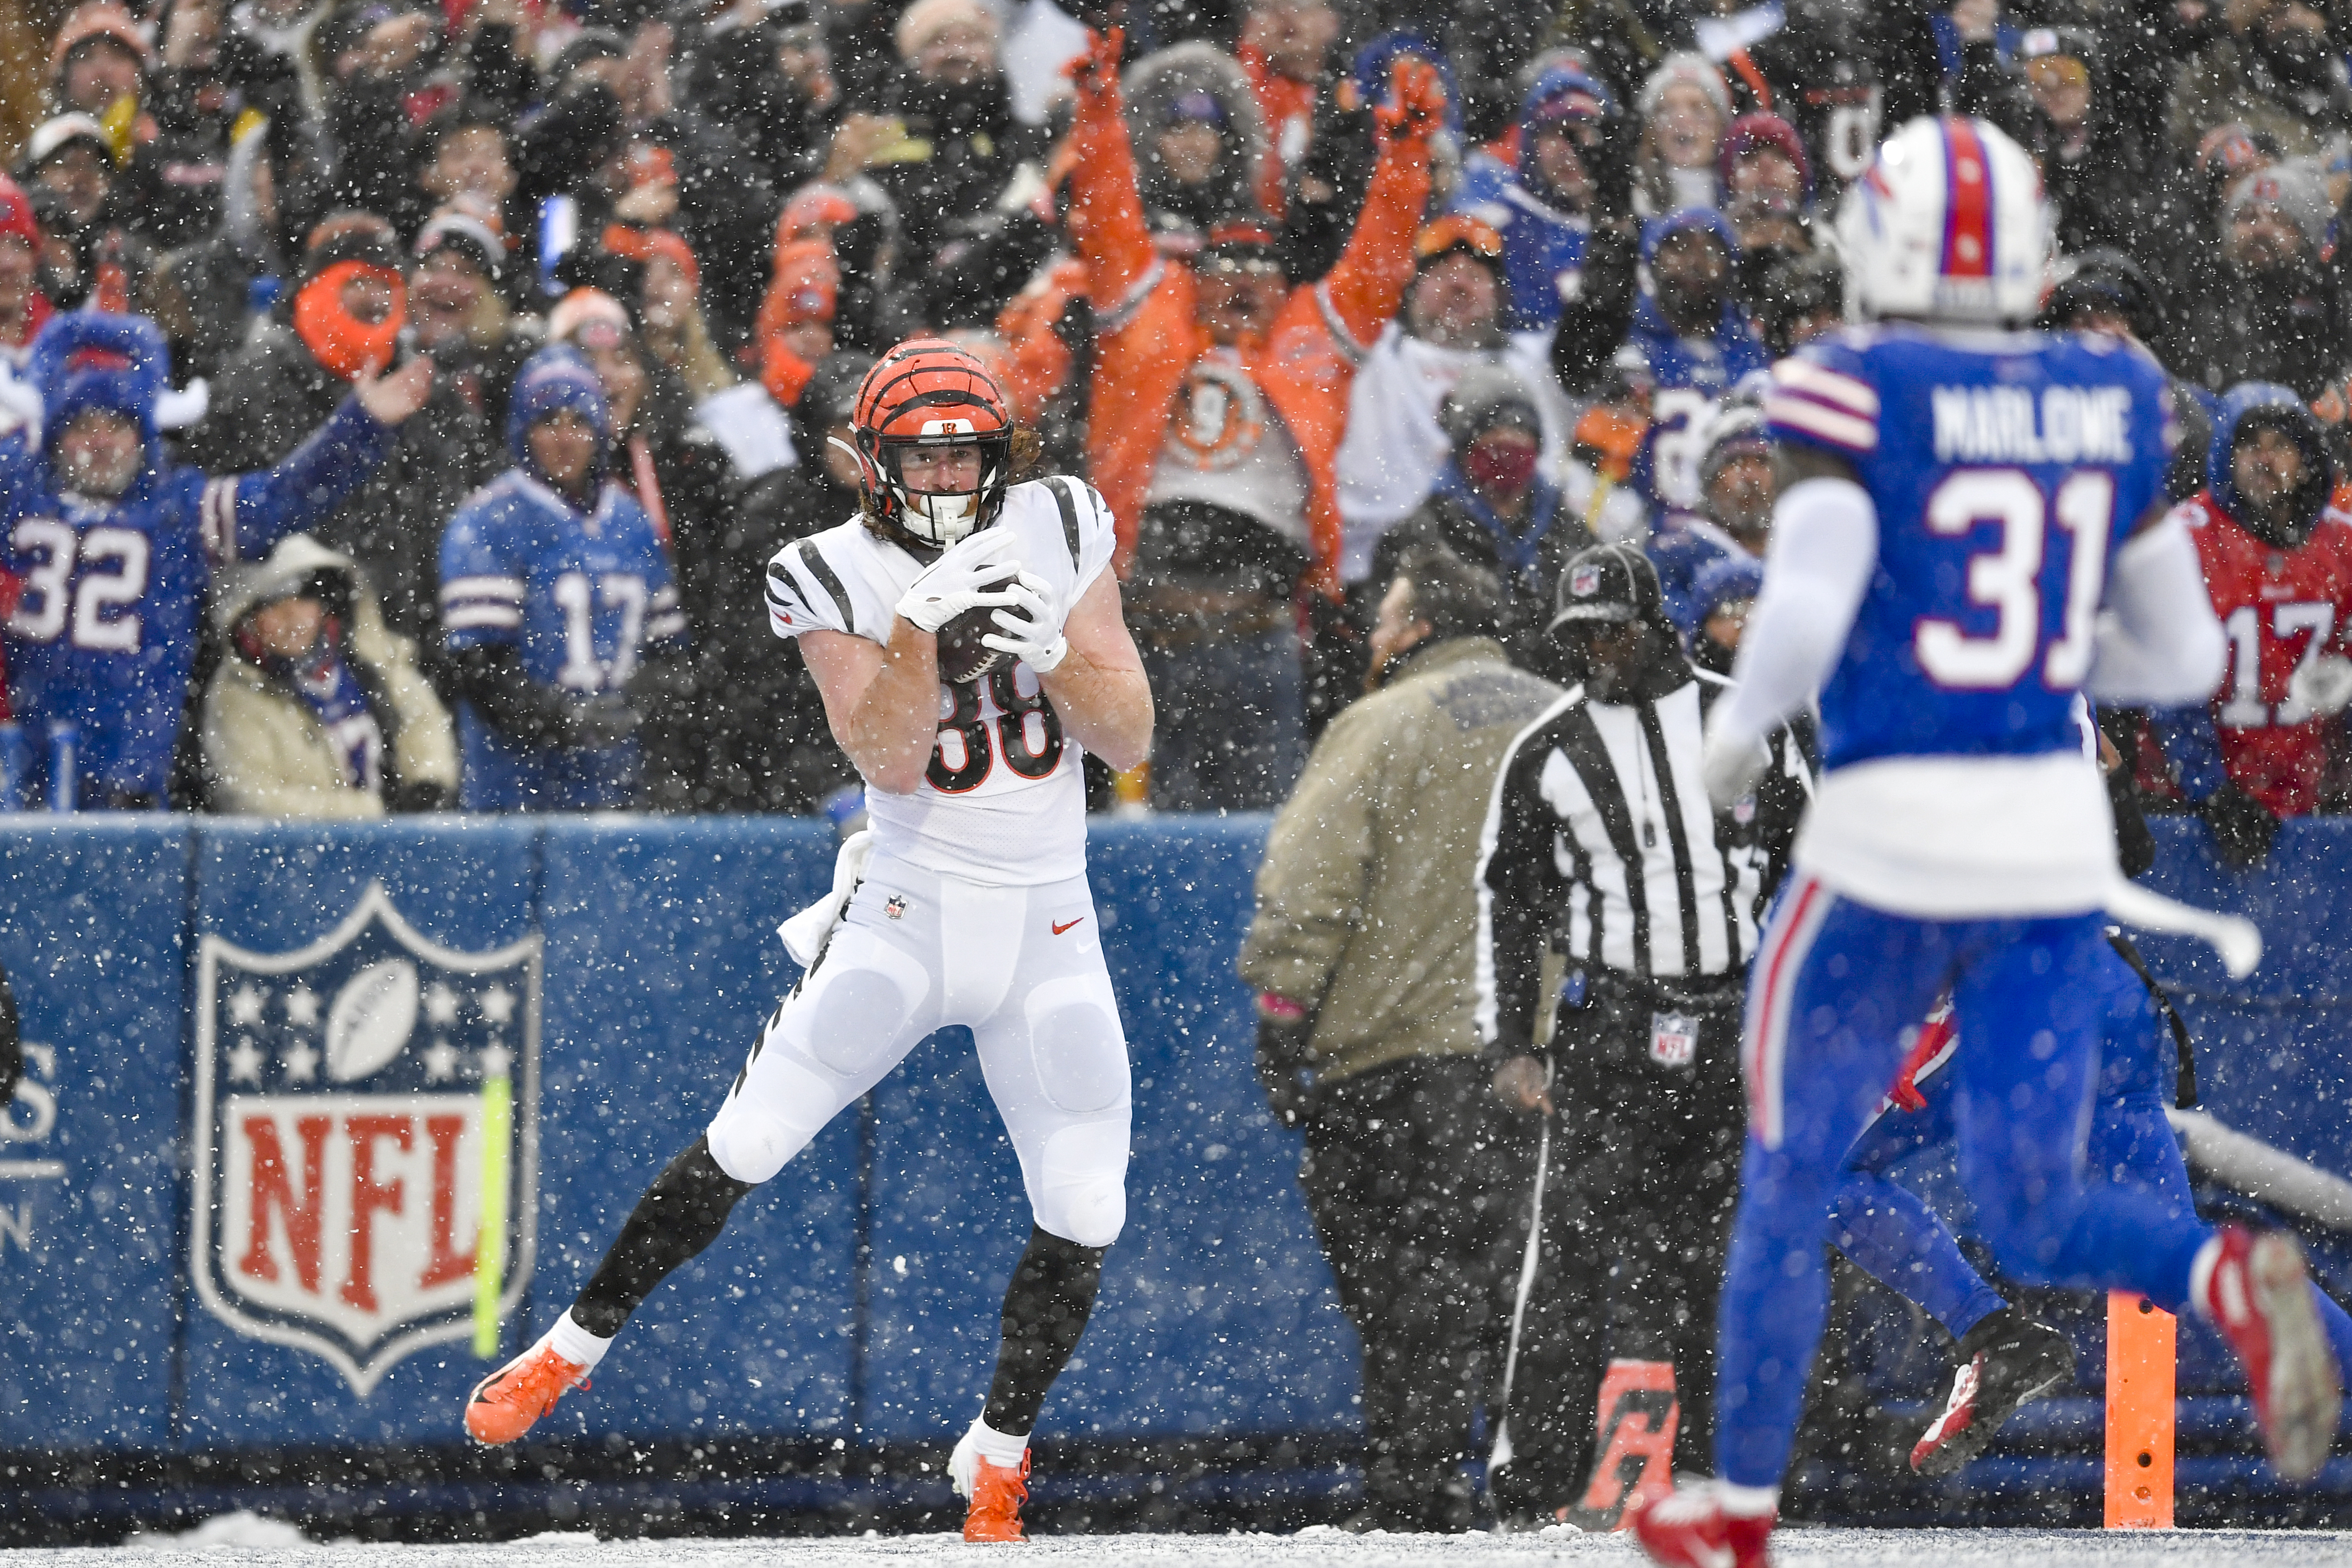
[2,0,2352,829]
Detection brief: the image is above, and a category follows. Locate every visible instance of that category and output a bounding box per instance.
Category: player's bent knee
[1037,1179,1126,1248]
[706,1056,841,1183]
[704,1107,797,1186]
[1029,1120,1129,1246]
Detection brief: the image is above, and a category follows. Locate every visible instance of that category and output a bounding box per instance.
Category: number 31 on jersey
[1914,466,2115,690]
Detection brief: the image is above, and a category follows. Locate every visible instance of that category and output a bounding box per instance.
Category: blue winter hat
[1690,553,1764,624]
[507,343,610,482]
[1520,66,1614,141]
[1641,206,1740,267]
[2209,380,2332,535]
[31,309,167,466]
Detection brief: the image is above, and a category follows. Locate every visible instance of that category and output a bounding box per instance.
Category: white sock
[1716,1481,1780,1518]
[965,1416,1029,1468]
[2188,1235,2225,1322]
[547,1309,615,1369]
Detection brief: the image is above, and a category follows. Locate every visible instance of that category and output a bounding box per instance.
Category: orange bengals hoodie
[1062,58,1432,594]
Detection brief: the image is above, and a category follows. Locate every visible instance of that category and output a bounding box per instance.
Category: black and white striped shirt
[1474,669,1812,1055]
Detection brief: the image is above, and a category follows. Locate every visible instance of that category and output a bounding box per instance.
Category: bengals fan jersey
[764,476,1118,886]
[2173,492,2352,816]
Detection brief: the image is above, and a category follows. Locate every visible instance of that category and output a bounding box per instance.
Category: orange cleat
[960,1452,1031,1543]
[464,1337,590,1446]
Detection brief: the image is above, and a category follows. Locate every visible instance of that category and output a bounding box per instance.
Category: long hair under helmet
[1835,115,2051,326]
[846,337,1014,548]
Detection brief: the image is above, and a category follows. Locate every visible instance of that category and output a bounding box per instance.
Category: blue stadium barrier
[0,821,190,1455]
[0,812,2347,1527]
[0,812,1350,1465]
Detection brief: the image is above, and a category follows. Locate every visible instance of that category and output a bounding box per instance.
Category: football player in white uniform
[462,340,1153,1544]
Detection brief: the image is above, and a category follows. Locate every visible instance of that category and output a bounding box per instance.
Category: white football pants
[705,852,1132,1247]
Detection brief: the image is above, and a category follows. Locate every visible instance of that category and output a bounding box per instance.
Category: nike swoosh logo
[1052,918,1085,935]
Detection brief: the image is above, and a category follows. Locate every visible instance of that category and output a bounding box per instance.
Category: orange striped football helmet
[849,337,1015,547]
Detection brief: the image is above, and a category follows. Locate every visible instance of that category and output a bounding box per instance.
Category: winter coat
[2171,33,2352,157]
[202,533,456,817]
[2166,258,2351,401]
[1238,636,1564,1084]
[622,368,806,810]
[1064,55,1431,590]
[870,70,1042,277]
[144,123,292,384]
[1370,479,1601,673]
[662,457,859,813]
[186,320,499,648]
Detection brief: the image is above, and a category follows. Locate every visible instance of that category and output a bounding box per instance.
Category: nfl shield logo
[1570,563,1602,597]
[190,883,542,1396]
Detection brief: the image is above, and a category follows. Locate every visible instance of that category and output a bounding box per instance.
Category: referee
[1475,542,1810,1528]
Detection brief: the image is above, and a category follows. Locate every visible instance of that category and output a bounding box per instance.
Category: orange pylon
[2105,1290,2176,1529]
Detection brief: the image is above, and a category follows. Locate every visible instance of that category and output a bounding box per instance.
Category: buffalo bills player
[1831,714,2352,1477]
[1634,116,2340,1568]
[461,340,1153,1545]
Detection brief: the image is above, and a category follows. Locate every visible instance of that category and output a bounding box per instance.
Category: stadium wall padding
[0,813,1355,1456]
[1,814,2347,1466]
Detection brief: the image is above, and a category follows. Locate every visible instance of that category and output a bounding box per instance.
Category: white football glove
[1701,725,1770,811]
[981,569,1069,674]
[2290,652,2352,718]
[894,529,1022,634]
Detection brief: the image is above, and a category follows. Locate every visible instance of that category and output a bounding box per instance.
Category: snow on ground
[19,1519,2352,1567]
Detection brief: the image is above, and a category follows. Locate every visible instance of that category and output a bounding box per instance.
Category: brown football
[934,571,1018,685]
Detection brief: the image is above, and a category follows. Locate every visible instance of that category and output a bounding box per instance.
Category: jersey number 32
[1913,467,2115,690]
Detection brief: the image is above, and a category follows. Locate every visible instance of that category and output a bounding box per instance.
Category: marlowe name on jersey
[1931,384,2135,465]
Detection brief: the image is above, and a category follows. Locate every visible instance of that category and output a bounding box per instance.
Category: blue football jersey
[438,472,684,691]
[1764,324,2176,772]
[439,472,686,812]
[1452,156,1589,334]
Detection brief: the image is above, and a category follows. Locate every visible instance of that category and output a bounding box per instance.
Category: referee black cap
[1548,542,1672,637]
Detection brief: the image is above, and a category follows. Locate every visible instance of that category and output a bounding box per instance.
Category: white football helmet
[1835,115,2051,326]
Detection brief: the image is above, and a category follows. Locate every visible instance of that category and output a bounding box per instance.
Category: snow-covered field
[20,1519,2352,1567]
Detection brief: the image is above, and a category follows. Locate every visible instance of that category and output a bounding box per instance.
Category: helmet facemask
[865,425,1013,548]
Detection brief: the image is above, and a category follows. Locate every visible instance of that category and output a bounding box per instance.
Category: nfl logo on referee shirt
[1649,1012,1697,1070]
[190,883,543,1396]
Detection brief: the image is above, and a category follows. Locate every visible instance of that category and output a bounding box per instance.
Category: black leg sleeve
[981,1226,1105,1435]
[570,1135,755,1338]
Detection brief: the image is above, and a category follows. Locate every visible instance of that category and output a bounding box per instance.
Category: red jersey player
[2152,384,2352,865]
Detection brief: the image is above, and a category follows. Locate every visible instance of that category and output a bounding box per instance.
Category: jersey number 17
[1914,467,2115,691]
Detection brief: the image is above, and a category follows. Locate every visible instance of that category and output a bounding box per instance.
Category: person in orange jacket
[1062,27,1442,811]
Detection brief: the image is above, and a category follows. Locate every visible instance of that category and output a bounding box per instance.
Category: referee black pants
[1298,1053,1513,1530]
[1491,980,1745,1514]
